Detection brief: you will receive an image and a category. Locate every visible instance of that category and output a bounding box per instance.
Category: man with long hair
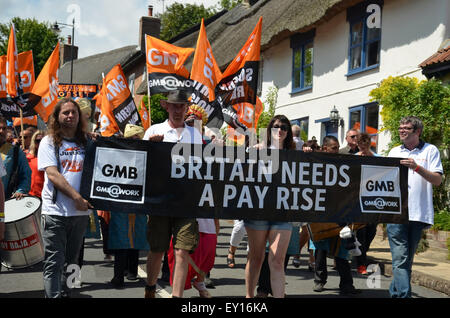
[38,98,93,298]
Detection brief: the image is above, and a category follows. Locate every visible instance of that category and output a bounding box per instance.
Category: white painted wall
[260,0,449,153]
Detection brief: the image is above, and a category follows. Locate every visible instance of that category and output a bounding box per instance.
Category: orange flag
[6,24,20,98]
[97,78,120,137]
[218,17,262,106]
[1,50,34,99]
[145,35,193,94]
[97,64,140,136]
[29,42,60,122]
[13,115,37,127]
[139,98,150,130]
[190,19,222,102]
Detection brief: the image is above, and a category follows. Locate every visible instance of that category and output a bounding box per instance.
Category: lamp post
[330,106,344,127]
[52,18,75,84]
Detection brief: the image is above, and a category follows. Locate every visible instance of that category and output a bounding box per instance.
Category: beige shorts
[147,215,199,253]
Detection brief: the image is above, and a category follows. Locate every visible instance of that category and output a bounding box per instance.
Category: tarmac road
[1,220,447,301]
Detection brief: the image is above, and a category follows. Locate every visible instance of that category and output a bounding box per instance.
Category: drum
[0,196,44,269]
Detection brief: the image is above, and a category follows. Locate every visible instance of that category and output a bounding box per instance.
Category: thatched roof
[59,45,140,84]
[136,0,361,94]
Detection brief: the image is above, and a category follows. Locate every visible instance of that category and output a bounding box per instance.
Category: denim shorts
[244,220,293,231]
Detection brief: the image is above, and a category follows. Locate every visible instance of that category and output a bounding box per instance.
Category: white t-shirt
[38,136,90,217]
[143,120,203,144]
[388,141,443,225]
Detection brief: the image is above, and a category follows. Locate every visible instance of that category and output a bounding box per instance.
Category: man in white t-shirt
[38,98,93,298]
[143,90,202,298]
[387,116,443,298]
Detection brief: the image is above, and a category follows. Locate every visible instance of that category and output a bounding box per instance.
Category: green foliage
[219,0,242,10]
[369,76,450,211]
[0,17,62,76]
[158,3,217,41]
[432,208,450,231]
[142,94,168,125]
[256,86,278,135]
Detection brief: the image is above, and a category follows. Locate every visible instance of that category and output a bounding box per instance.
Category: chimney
[59,35,78,67]
[139,6,161,52]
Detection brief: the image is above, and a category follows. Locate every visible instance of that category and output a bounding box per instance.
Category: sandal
[227,249,235,268]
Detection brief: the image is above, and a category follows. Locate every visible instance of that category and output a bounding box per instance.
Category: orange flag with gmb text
[97,64,140,136]
[190,19,222,102]
[145,35,194,95]
[28,42,60,122]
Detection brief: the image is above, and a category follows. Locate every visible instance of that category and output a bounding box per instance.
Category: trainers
[193,281,212,298]
[145,285,156,298]
[357,265,368,275]
[126,273,139,281]
[313,283,325,292]
[292,256,301,268]
[110,277,124,289]
[340,285,361,295]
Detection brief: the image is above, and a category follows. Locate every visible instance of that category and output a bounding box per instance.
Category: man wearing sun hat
[143,90,202,298]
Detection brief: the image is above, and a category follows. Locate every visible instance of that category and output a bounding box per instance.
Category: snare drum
[0,196,44,269]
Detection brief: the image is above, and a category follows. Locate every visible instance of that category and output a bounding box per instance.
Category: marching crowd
[0,89,443,299]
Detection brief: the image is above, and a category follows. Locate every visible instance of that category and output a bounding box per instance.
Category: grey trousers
[41,214,89,298]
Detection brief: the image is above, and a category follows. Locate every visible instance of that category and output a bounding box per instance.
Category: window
[291,117,309,140]
[349,102,379,152]
[290,29,315,93]
[347,1,382,75]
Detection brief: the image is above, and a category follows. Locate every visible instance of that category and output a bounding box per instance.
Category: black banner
[147,72,194,95]
[80,137,408,224]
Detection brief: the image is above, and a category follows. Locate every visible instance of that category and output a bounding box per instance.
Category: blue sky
[0,0,221,58]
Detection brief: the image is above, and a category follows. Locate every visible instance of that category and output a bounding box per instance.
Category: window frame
[348,102,379,151]
[346,2,382,76]
[290,29,315,94]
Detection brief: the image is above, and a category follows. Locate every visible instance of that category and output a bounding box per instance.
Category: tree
[369,76,450,211]
[220,0,242,10]
[257,85,278,133]
[158,3,217,41]
[142,94,168,125]
[0,17,61,76]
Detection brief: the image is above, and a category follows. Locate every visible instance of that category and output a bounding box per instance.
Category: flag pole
[19,109,24,147]
[145,36,152,127]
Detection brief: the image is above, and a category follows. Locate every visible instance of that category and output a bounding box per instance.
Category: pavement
[0,220,449,301]
[366,229,450,296]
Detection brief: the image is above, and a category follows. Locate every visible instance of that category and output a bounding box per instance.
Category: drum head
[4,196,42,223]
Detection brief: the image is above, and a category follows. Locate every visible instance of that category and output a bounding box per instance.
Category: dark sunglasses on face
[35,139,42,143]
[272,124,288,131]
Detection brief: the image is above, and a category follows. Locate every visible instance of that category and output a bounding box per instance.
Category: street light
[52,18,75,84]
[330,105,344,127]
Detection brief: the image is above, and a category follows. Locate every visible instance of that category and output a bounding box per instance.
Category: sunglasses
[272,124,288,131]
[35,139,42,143]
[348,135,358,139]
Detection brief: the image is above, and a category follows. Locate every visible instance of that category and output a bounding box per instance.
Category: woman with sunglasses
[244,115,295,298]
[27,130,46,198]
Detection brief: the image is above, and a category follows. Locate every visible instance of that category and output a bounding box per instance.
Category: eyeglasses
[398,127,414,131]
[272,124,288,131]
